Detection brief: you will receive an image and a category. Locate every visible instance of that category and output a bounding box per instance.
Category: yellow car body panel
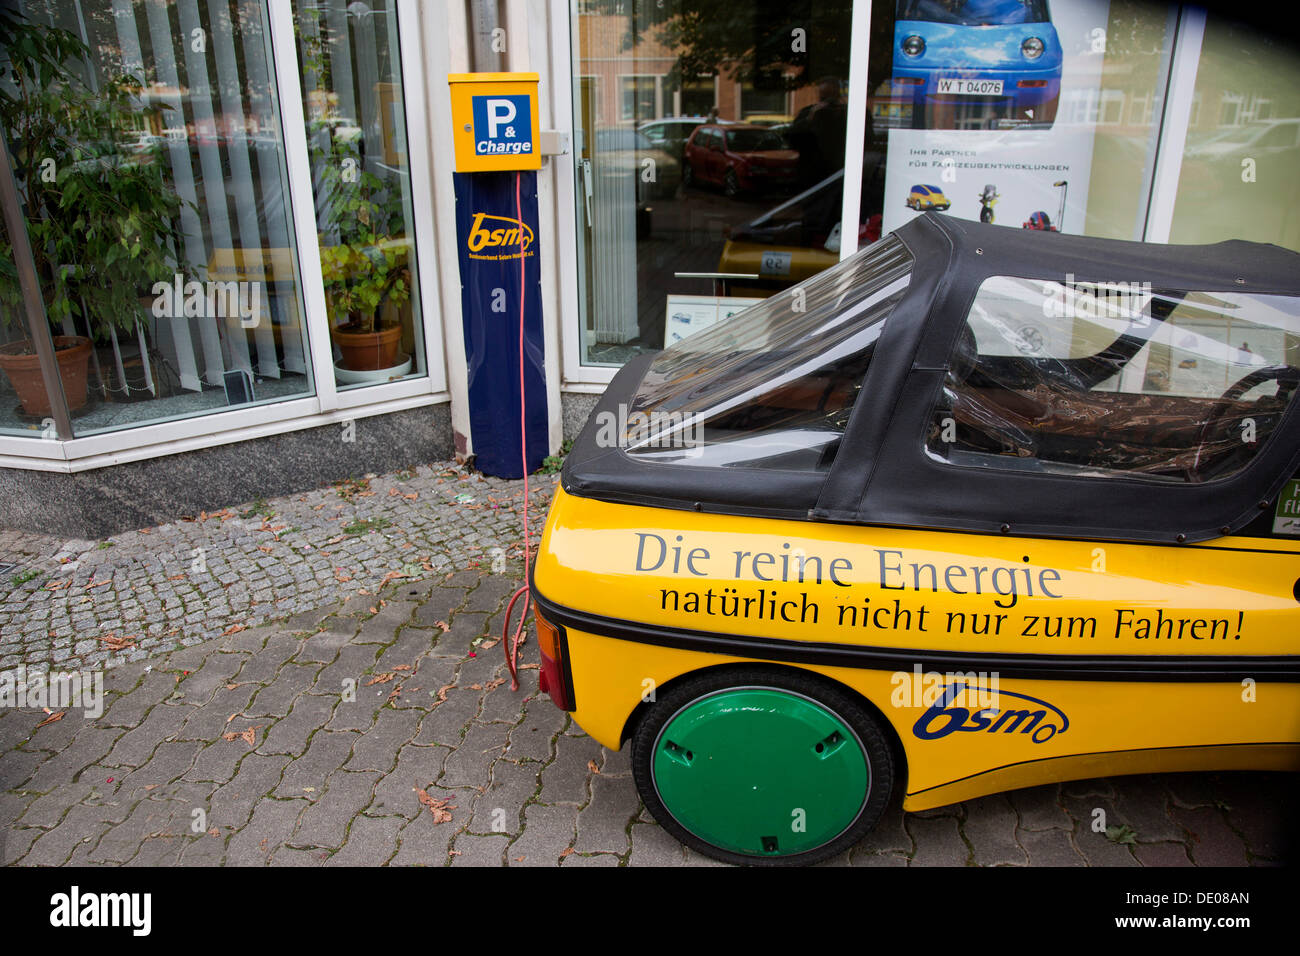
[534,486,1300,811]
[717,239,837,295]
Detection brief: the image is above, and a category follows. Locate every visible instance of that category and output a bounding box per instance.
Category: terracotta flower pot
[0,335,92,417]
[333,321,403,372]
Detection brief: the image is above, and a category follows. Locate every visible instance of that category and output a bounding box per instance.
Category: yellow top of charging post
[448,72,542,172]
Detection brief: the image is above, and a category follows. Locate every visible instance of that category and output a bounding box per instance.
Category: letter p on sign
[486,98,517,138]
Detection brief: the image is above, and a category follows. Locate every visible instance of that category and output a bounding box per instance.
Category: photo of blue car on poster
[891,0,1065,130]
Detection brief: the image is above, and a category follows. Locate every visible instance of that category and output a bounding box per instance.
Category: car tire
[723,168,740,198]
[682,162,695,187]
[631,664,896,866]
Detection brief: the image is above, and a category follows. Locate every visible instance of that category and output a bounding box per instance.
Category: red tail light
[534,609,574,711]
[1017,80,1049,88]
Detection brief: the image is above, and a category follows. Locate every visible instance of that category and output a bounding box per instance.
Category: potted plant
[308,102,411,372]
[0,11,188,417]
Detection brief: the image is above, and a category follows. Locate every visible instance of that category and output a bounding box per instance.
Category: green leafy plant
[299,17,410,336]
[10,568,41,586]
[536,439,574,475]
[1105,823,1138,845]
[0,10,189,346]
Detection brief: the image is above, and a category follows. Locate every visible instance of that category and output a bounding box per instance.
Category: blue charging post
[448,73,547,478]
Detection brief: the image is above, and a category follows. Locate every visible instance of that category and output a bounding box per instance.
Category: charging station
[448,73,547,478]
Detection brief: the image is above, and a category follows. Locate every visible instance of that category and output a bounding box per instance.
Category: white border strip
[1142,6,1206,244]
[840,0,872,259]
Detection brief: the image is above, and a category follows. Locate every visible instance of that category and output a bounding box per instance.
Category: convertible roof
[563,215,1300,543]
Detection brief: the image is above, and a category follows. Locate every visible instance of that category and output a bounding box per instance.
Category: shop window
[294,0,427,392]
[927,276,1300,484]
[621,75,658,122]
[0,0,314,436]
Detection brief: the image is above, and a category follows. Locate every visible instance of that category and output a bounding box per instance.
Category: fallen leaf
[258,545,273,554]
[393,665,412,672]
[433,620,450,633]
[36,709,64,728]
[484,678,506,690]
[469,683,483,691]
[222,623,246,636]
[560,847,574,858]
[366,673,396,686]
[480,639,499,650]
[587,760,600,774]
[222,726,257,746]
[519,663,538,670]
[514,856,525,862]
[143,784,159,791]
[433,683,456,704]
[207,827,219,837]
[415,787,455,824]
[225,683,239,690]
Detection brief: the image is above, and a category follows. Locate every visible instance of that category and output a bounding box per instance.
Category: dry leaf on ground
[415,787,455,824]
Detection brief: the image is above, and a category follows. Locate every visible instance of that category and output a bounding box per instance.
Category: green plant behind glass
[299,11,410,335]
[0,11,190,344]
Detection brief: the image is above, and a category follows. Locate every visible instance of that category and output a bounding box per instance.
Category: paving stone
[374,627,437,673]
[272,845,331,866]
[574,774,638,855]
[412,587,468,629]
[0,825,41,864]
[225,798,309,865]
[538,733,602,806]
[850,850,910,866]
[100,670,179,727]
[1133,841,1193,866]
[23,803,118,865]
[259,695,337,757]
[441,721,509,788]
[1017,825,1086,866]
[561,850,621,866]
[24,727,124,790]
[470,759,540,835]
[295,621,360,665]
[291,770,381,848]
[1071,819,1142,867]
[177,683,259,741]
[1112,775,1182,843]
[277,731,360,798]
[450,832,508,866]
[173,651,246,702]
[505,803,578,867]
[356,602,417,643]
[176,831,228,866]
[1170,805,1251,866]
[327,813,402,866]
[1007,784,1070,830]
[907,815,968,866]
[315,643,381,693]
[207,753,292,830]
[88,799,183,864]
[15,781,96,828]
[963,794,1028,866]
[345,708,420,773]
[505,699,565,763]
[392,808,457,866]
[627,821,686,867]
[242,663,323,720]
[114,740,203,798]
[371,745,449,819]
[851,799,911,855]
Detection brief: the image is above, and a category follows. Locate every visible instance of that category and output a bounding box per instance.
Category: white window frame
[0,0,450,470]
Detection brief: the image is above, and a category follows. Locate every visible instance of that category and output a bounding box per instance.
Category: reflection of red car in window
[683,123,799,197]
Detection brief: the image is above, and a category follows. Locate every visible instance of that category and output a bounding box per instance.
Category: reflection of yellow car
[531,215,1300,865]
[717,240,837,297]
[906,183,951,210]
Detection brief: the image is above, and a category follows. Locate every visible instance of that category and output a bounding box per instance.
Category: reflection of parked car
[892,0,1063,129]
[637,116,720,163]
[533,215,1300,865]
[1185,119,1300,162]
[594,127,681,200]
[683,123,798,197]
[906,183,951,210]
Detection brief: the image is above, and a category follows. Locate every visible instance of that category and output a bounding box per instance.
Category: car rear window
[926,275,1300,483]
[622,236,914,471]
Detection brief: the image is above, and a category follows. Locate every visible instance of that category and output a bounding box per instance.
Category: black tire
[631,664,896,866]
[682,162,695,187]
[723,168,740,198]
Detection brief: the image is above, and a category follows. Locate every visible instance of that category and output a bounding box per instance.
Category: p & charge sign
[449,73,541,172]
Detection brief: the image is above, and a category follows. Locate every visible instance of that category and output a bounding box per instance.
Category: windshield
[624,236,914,470]
[898,0,1049,25]
[726,128,786,152]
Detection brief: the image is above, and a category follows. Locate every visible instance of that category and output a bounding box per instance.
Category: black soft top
[563,215,1300,543]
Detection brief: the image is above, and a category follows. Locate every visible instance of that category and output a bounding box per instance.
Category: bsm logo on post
[466,213,534,260]
[912,681,1069,745]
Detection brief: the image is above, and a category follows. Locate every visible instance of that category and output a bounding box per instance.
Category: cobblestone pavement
[0,462,556,672]
[0,462,1291,866]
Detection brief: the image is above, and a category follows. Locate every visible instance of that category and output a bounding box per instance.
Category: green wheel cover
[651,687,871,858]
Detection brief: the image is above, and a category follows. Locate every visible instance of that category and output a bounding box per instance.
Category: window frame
[0,0,450,468]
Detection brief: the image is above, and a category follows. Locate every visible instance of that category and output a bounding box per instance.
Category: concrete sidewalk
[0,462,1290,866]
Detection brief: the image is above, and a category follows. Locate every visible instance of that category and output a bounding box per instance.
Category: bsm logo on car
[912,681,1069,745]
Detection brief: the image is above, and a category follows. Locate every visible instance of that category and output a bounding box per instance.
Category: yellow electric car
[532,214,1300,865]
